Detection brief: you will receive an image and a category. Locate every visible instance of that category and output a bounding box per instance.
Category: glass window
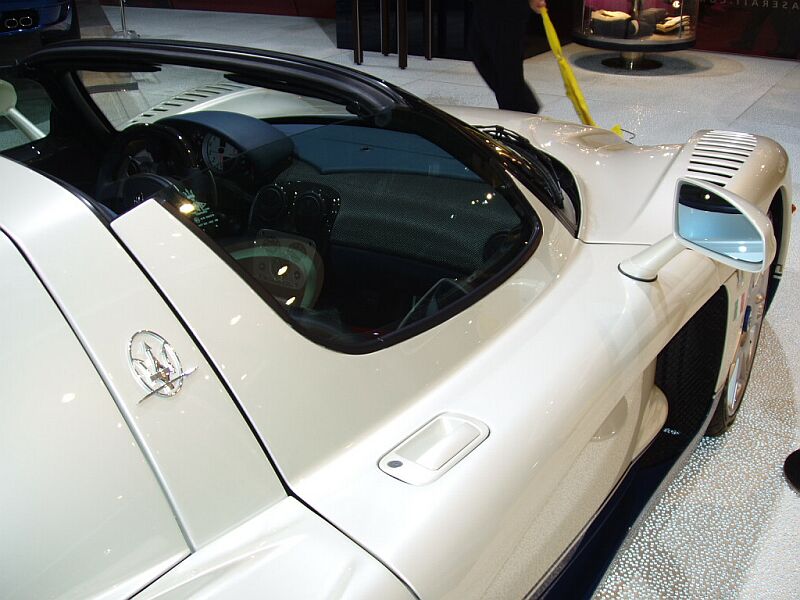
[0,77,52,152]
[77,65,537,351]
[78,65,351,131]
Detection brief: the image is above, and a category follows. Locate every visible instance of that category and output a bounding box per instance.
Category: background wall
[695,0,800,60]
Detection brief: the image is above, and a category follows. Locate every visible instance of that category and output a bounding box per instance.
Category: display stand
[572,0,698,70]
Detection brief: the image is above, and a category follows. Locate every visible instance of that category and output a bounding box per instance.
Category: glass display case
[573,0,698,66]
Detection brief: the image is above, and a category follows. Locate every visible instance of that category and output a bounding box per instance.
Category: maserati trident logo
[128,331,196,403]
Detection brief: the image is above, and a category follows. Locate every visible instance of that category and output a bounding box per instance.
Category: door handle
[379,413,489,485]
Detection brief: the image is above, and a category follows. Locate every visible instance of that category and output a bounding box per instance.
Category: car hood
[439,106,789,246]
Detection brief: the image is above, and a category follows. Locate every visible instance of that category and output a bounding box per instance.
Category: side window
[78,66,225,129]
[75,64,537,352]
[0,77,52,152]
[151,119,535,351]
[78,65,351,130]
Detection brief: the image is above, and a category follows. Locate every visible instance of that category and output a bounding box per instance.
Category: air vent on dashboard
[687,130,756,188]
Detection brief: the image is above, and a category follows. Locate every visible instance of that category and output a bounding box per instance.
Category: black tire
[706,268,770,436]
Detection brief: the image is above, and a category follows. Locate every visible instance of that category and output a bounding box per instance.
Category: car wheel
[706,268,770,436]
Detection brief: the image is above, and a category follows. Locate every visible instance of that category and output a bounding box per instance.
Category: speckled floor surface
[100,7,800,598]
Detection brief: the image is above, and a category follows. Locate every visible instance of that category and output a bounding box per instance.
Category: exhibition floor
[98,7,800,598]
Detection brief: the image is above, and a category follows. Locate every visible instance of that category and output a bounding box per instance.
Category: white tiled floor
[102,7,800,598]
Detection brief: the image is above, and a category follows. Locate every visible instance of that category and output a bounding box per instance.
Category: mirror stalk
[618,236,684,282]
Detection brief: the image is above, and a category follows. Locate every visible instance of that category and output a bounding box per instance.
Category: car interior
[0,68,537,350]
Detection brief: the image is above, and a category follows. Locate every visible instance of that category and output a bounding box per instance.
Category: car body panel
[0,157,287,549]
[0,40,792,599]
[0,230,188,600]
[136,497,414,600]
[441,107,791,248]
[111,183,726,597]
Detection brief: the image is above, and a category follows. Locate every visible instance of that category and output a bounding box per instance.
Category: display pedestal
[572,0,699,69]
[601,51,662,70]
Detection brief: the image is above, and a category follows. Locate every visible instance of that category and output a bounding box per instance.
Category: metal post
[381,0,390,55]
[120,0,127,32]
[423,0,432,60]
[352,0,363,64]
[397,0,407,69]
[114,0,140,39]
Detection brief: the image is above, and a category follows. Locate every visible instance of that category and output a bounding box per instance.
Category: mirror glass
[676,183,764,266]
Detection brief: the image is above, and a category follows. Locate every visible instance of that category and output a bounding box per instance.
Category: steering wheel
[95,123,206,214]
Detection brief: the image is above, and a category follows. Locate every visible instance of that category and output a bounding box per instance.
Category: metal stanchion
[352,0,363,64]
[381,0,390,55]
[423,0,432,60]
[397,0,407,68]
[113,0,140,39]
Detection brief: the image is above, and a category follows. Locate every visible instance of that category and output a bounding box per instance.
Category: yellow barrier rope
[540,8,623,137]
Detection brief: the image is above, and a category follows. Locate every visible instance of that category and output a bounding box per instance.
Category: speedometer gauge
[202,133,239,173]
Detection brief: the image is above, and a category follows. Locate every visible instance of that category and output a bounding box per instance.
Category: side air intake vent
[687,130,756,188]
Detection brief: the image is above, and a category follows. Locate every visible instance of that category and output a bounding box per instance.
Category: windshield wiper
[476,125,566,209]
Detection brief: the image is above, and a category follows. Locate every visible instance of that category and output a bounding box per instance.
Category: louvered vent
[687,130,757,188]
[130,82,249,124]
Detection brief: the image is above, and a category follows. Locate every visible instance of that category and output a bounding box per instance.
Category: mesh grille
[280,161,520,272]
[645,288,727,464]
[688,130,757,188]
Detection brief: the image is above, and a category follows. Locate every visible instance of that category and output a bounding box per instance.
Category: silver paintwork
[0,87,791,598]
[0,231,188,600]
[0,155,415,598]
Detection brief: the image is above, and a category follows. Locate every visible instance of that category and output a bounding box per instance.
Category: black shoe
[784,448,800,492]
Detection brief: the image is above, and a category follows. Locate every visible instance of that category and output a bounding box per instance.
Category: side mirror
[619,177,775,282]
[675,178,775,273]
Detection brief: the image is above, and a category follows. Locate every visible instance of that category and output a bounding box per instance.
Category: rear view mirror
[675,178,775,273]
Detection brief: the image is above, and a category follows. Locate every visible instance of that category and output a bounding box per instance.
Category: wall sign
[695,0,799,59]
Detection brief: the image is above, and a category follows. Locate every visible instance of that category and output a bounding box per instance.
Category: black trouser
[469,0,540,114]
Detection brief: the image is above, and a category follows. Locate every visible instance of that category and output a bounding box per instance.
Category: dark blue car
[0,1,77,41]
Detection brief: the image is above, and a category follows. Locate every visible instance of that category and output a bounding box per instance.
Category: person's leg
[470,1,540,114]
[473,2,540,113]
[468,7,499,94]
[489,14,540,114]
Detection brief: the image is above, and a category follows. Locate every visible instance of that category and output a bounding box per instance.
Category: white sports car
[0,39,792,600]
